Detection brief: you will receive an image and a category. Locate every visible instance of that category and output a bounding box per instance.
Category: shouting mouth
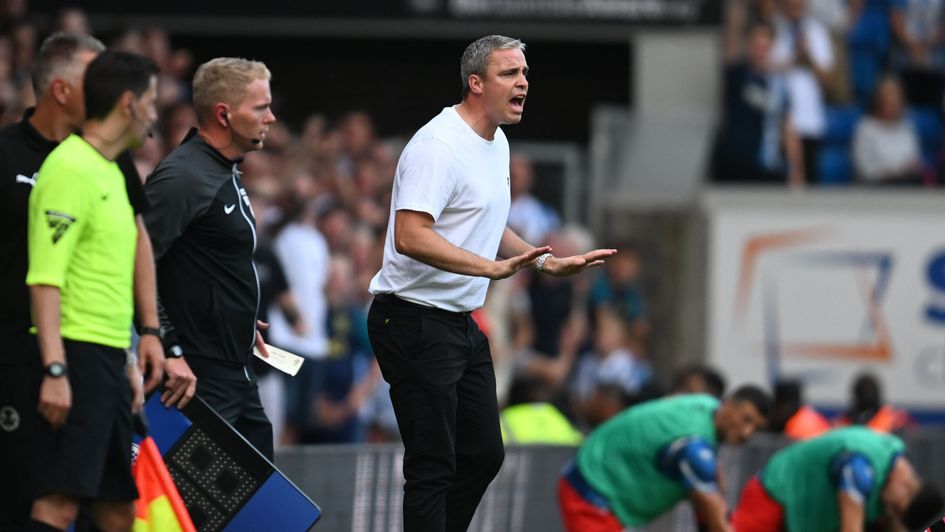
[509,95,526,113]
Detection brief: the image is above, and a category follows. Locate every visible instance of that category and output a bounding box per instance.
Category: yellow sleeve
[26,155,91,288]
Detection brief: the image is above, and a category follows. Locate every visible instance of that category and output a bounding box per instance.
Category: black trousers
[196,374,274,461]
[368,294,505,532]
[0,336,40,531]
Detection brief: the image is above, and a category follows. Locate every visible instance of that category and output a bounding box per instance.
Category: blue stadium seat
[849,49,881,107]
[848,2,892,50]
[908,106,943,170]
[823,106,863,144]
[819,106,863,184]
[819,146,854,184]
[848,2,892,106]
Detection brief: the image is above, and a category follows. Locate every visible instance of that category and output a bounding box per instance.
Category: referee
[144,57,277,459]
[25,51,159,532]
[0,33,163,530]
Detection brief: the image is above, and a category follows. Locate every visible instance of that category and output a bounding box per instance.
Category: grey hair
[460,35,526,99]
[32,32,105,96]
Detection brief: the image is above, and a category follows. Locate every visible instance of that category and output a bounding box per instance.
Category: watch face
[46,362,67,377]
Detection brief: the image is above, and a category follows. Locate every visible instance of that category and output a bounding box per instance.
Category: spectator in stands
[267,197,330,445]
[732,426,944,531]
[768,380,830,440]
[834,372,915,434]
[891,0,945,106]
[853,76,923,184]
[507,152,560,244]
[0,35,16,120]
[303,255,380,444]
[672,364,727,398]
[51,7,90,35]
[588,243,649,354]
[500,376,583,445]
[771,0,835,183]
[807,0,860,104]
[249,188,305,448]
[714,21,804,185]
[559,386,771,532]
[571,309,652,428]
[725,0,780,46]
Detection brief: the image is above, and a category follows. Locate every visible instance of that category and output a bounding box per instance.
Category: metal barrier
[275,428,945,532]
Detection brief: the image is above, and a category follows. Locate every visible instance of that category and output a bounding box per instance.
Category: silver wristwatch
[535,253,553,273]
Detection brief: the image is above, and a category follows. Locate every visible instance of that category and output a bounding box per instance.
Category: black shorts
[31,339,138,502]
[0,334,41,530]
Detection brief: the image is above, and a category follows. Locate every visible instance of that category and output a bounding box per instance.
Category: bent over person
[367,34,617,531]
[558,387,771,532]
[25,51,159,532]
[732,426,944,531]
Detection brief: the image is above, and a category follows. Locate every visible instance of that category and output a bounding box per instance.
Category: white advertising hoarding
[707,198,945,409]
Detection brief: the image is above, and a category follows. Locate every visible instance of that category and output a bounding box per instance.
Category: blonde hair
[192,57,271,124]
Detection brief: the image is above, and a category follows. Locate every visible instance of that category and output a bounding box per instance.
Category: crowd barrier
[275,428,945,531]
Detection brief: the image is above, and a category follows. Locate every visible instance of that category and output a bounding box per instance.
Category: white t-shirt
[369,106,511,312]
[853,116,921,181]
[771,16,834,137]
[267,222,329,359]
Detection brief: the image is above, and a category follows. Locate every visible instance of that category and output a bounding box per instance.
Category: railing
[275,428,945,531]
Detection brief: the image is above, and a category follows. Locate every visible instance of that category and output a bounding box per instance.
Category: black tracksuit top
[143,129,259,377]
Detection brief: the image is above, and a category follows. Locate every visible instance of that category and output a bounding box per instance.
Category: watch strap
[140,326,162,338]
[44,361,68,378]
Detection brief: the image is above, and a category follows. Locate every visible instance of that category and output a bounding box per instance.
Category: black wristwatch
[140,326,162,338]
[166,344,184,359]
[44,361,68,378]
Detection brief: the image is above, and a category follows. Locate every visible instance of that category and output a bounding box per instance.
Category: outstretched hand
[542,248,618,277]
[490,246,552,280]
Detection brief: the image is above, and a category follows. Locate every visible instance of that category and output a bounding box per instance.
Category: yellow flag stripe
[133,495,185,532]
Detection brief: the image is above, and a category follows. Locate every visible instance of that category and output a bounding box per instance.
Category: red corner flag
[132,436,196,532]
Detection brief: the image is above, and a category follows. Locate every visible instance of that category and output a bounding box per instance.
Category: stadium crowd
[0,6,661,449]
[2,5,944,532]
[0,4,930,449]
[715,0,945,185]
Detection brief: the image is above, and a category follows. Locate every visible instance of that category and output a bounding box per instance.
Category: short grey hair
[32,32,105,96]
[460,35,526,99]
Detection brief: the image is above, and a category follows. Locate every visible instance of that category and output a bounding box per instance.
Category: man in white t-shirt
[367,35,616,532]
[771,0,834,183]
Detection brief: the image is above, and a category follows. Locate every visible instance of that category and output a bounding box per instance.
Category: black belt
[372,293,472,318]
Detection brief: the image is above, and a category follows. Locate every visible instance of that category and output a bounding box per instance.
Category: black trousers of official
[368,295,505,532]
[0,356,40,531]
[196,374,274,461]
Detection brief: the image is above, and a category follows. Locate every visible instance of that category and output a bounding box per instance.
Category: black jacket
[0,110,146,364]
[144,129,259,379]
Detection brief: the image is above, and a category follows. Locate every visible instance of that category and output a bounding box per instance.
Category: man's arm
[133,215,164,393]
[659,437,731,532]
[30,285,71,429]
[830,452,874,532]
[838,492,866,532]
[142,163,205,409]
[498,225,617,277]
[394,210,550,280]
[690,490,733,532]
[783,119,805,186]
[157,292,197,409]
